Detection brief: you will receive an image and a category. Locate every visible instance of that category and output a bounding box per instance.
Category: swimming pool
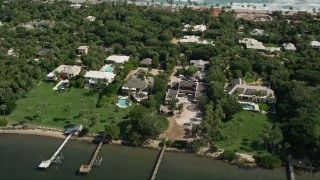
[243,104,255,110]
[118,99,128,108]
[104,66,114,72]
[58,82,65,90]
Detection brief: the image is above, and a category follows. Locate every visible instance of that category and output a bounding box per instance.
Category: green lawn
[8,82,134,132]
[242,72,257,83]
[217,111,273,154]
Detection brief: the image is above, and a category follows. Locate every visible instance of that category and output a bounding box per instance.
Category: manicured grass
[258,103,270,111]
[217,111,273,154]
[8,82,134,132]
[242,72,257,83]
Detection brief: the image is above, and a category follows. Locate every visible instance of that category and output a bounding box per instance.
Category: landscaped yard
[8,82,134,132]
[216,111,273,154]
[242,72,257,83]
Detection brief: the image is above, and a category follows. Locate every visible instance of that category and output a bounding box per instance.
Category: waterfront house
[77,46,89,55]
[46,65,81,81]
[239,38,266,50]
[311,41,320,48]
[228,78,276,103]
[190,59,210,71]
[250,29,265,36]
[84,71,116,87]
[179,36,214,45]
[85,16,96,22]
[166,81,206,103]
[121,69,154,102]
[212,7,222,17]
[70,3,81,9]
[140,58,152,67]
[106,55,130,64]
[183,24,207,32]
[283,43,297,51]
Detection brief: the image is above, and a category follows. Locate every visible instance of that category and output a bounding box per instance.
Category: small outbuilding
[140,58,152,67]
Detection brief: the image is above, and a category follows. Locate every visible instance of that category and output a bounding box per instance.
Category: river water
[0,134,318,180]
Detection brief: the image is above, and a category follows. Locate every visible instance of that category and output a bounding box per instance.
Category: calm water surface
[0,134,318,180]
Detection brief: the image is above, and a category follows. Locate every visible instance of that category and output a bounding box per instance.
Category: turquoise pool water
[118,99,128,107]
[58,82,65,90]
[104,66,114,72]
[243,104,255,110]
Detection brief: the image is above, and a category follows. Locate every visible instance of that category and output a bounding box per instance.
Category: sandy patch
[0,129,95,142]
[237,153,255,163]
[175,104,202,126]
[160,117,186,141]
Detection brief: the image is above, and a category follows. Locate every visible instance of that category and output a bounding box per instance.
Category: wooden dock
[150,145,166,180]
[79,135,105,174]
[38,134,72,169]
[288,155,295,180]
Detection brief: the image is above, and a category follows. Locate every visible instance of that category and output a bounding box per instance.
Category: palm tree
[0,104,7,120]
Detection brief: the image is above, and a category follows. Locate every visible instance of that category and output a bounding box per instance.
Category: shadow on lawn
[53,117,67,122]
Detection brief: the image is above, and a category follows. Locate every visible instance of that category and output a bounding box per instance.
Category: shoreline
[0,128,255,163]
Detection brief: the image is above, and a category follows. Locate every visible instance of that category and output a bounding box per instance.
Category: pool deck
[52,80,69,90]
[116,96,130,108]
[238,101,260,112]
[100,64,113,72]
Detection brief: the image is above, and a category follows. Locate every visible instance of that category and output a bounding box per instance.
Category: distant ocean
[69,0,320,12]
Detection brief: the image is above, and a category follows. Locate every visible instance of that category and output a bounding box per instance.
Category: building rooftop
[183,24,207,32]
[190,59,210,67]
[122,70,154,90]
[140,58,152,65]
[239,38,266,50]
[106,55,130,64]
[85,16,96,21]
[311,41,320,47]
[78,46,89,50]
[84,71,116,80]
[250,28,265,36]
[283,43,297,51]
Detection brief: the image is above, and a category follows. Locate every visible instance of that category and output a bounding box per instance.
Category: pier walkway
[288,155,295,180]
[79,135,105,174]
[38,134,72,169]
[151,145,166,180]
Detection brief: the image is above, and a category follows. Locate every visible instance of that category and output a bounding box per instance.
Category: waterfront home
[212,7,222,17]
[228,78,276,103]
[239,38,266,50]
[250,29,265,36]
[190,59,209,71]
[140,58,152,67]
[70,3,81,9]
[7,48,15,56]
[166,81,206,103]
[283,43,297,51]
[77,46,89,55]
[179,36,215,45]
[106,55,130,64]
[85,16,96,22]
[311,41,320,48]
[183,24,207,32]
[46,65,81,81]
[121,69,154,102]
[84,71,116,87]
[35,48,51,59]
[265,47,281,52]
